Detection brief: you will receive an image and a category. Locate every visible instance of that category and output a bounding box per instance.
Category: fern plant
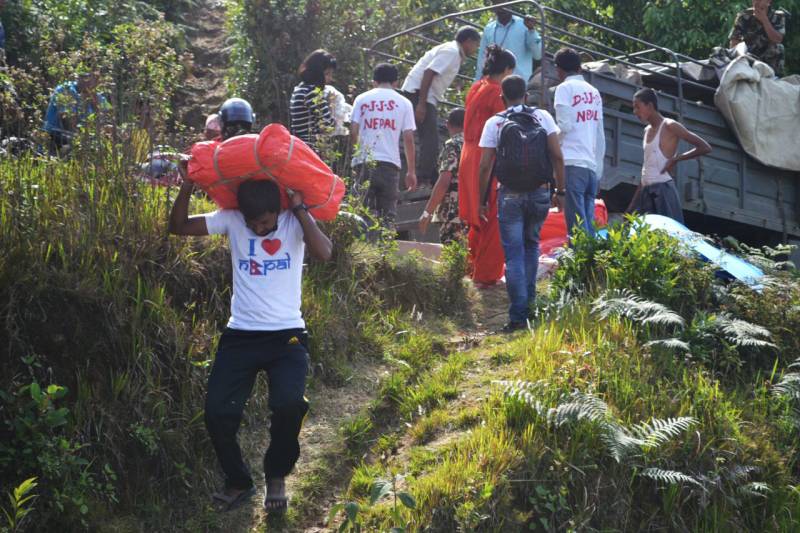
[592,292,685,329]
[772,358,800,429]
[496,381,774,508]
[496,382,702,487]
[593,291,777,375]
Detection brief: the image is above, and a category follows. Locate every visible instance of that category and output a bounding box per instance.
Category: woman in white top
[627,88,711,223]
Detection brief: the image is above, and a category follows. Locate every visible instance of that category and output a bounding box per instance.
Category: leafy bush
[0,381,115,528]
[552,217,715,314]
[0,1,185,141]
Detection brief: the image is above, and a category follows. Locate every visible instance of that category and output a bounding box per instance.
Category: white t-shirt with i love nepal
[478,105,560,149]
[351,88,416,168]
[205,209,306,331]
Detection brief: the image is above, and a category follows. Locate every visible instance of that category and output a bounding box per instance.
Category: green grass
[0,143,472,529]
[3,136,799,532]
[326,243,800,531]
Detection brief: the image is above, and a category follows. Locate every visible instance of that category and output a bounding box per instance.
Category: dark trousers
[204,328,310,490]
[48,131,71,156]
[635,180,684,223]
[353,162,400,226]
[404,91,439,185]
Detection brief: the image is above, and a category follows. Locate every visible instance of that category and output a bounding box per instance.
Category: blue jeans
[497,186,551,323]
[564,166,599,239]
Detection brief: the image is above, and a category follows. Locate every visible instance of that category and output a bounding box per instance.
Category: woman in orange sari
[459,45,517,286]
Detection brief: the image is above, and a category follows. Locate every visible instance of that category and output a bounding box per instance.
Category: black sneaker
[499,321,527,334]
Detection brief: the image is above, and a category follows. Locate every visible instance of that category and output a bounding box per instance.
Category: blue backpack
[494,106,553,191]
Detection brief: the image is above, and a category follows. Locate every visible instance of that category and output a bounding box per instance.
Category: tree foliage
[0,1,186,139]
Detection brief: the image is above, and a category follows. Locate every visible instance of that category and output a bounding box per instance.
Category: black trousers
[204,328,310,490]
[48,131,71,156]
[353,162,400,226]
[403,91,439,185]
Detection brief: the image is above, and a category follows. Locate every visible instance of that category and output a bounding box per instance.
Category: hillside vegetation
[323,225,800,531]
[1,1,800,532]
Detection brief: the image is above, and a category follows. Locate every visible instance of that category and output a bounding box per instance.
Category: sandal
[263,495,289,514]
[211,486,257,512]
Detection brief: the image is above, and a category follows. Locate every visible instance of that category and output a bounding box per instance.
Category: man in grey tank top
[627,88,712,223]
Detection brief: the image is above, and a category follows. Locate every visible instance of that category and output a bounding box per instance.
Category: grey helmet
[219,98,254,139]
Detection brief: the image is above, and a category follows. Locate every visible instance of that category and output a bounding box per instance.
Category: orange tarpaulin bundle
[187,123,346,221]
[539,200,608,256]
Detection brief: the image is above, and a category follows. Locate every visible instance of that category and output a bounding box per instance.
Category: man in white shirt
[553,47,605,239]
[401,26,481,186]
[477,75,565,333]
[351,63,417,226]
[168,173,333,514]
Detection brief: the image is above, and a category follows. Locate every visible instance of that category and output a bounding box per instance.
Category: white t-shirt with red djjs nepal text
[478,105,560,149]
[351,88,416,168]
[205,209,306,331]
[554,74,605,176]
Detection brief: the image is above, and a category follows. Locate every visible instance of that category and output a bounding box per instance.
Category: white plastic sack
[715,56,800,171]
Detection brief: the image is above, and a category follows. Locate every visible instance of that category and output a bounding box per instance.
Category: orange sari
[458,78,505,285]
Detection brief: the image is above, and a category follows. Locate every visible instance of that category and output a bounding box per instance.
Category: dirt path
[169,5,516,529]
[176,0,230,132]
[217,360,387,532]
[208,278,509,532]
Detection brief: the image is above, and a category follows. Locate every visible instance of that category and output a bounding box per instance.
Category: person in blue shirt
[475,1,542,83]
[0,0,6,51]
[43,72,108,155]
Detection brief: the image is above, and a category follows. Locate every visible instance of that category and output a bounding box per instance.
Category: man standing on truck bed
[628,88,712,223]
[729,0,788,76]
[474,0,542,84]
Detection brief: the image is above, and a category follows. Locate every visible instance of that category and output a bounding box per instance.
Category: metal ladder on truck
[363,0,800,248]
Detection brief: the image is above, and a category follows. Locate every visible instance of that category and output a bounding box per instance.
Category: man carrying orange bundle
[169,97,333,514]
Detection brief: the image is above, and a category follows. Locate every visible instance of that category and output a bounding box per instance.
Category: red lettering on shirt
[360,100,401,130]
[571,91,601,107]
[363,117,397,130]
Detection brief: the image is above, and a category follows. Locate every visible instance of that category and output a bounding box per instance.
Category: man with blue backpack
[477,75,565,333]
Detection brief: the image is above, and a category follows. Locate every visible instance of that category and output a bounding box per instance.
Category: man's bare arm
[547,133,566,190]
[477,147,495,221]
[661,121,712,174]
[168,179,209,236]
[415,69,437,123]
[755,8,784,44]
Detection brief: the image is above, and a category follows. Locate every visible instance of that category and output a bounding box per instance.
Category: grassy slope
[324,304,799,532]
[0,147,473,530]
[310,228,800,532]
[3,148,798,531]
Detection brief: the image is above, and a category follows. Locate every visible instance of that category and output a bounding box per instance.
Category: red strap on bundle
[187,124,345,221]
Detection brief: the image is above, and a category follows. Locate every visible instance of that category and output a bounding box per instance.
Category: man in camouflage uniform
[729,0,789,76]
[418,108,466,244]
